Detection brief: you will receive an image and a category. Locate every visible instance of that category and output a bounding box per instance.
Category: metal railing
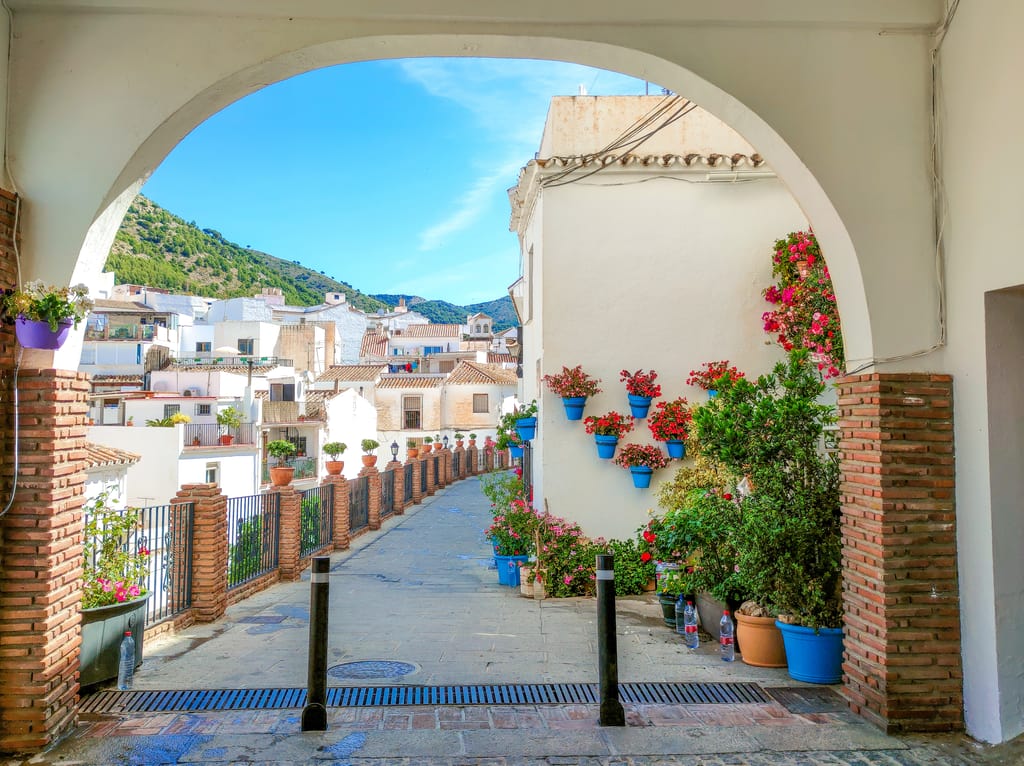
[261,456,317,484]
[381,468,395,518]
[453,451,462,479]
[84,502,195,626]
[420,459,428,494]
[432,455,440,485]
[184,423,258,447]
[404,463,414,503]
[300,485,335,558]
[226,493,280,590]
[349,476,369,532]
[170,355,293,368]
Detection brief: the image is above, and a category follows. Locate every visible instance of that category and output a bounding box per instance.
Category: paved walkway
[6,477,1012,765]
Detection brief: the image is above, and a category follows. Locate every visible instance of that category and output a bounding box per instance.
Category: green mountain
[107,196,388,312]
[370,294,518,332]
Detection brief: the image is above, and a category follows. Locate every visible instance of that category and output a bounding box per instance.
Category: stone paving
[5,476,1017,765]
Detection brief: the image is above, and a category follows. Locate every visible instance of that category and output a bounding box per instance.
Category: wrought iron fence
[84,502,195,626]
[420,459,428,494]
[381,468,395,518]
[432,455,439,485]
[184,423,258,447]
[349,476,369,532]
[453,450,462,479]
[226,493,280,590]
[404,463,414,503]
[300,484,335,558]
[261,456,317,485]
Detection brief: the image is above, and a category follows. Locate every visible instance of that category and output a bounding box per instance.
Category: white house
[82,442,141,510]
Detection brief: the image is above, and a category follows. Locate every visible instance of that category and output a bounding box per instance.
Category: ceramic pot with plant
[620,369,662,419]
[513,400,539,441]
[468,433,477,447]
[216,406,243,445]
[583,410,633,459]
[542,365,602,421]
[361,438,380,467]
[686,360,745,399]
[433,434,443,452]
[323,441,347,475]
[406,438,419,459]
[266,439,297,486]
[454,432,465,448]
[2,280,93,349]
[613,443,670,489]
[647,397,692,459]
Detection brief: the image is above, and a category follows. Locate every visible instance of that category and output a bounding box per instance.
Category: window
[290,436,307,456]
[423,345,443,355]
[205,462,219,485]
[473,394,489,414]
[195,341,211,353]
[403,396,422,429]
[163,404,180,418]
[483,324,489,334]
[237,338,254,355]
[270,383,296,401]
[195,403,211,416]
[475,324,481,333]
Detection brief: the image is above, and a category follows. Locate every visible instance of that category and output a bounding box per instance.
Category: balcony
[261,457,317,484]
[183,423,258,448]
[170,355,292,368]
[84,324,174,342]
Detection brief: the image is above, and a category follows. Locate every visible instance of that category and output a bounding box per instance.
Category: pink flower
[563,575,572,585]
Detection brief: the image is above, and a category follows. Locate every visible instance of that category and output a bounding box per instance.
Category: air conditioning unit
[183,389,192,397]
[183,387,200,397]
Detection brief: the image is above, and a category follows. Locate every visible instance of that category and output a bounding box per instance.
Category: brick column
[466,445,478,475]
[276,487,302,581]
[435,450,448,489]
[0,368,88,752]
[837,373,961,733]
[454,445,465,481]
[411,458,423,505]
[483,447,493,473]
[172,483,227,623]
[425,453,437,496]
[444,448,454,484]
[325,475,349,550]
[361,465,381,530]
[386,461,404,513]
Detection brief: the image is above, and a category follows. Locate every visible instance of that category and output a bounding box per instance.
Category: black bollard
[596,553,625,726]
[301,556,330,731]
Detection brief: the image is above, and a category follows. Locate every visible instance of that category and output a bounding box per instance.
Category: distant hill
[106,195,518,329]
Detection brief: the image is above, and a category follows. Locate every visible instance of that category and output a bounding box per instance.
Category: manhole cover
[328,661,418,680]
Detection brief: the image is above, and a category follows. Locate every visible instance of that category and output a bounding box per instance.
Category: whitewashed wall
[83,466,131,510]
[321,389,379,479]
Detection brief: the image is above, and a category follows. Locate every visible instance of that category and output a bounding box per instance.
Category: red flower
[723,493,733,501]
[619,369,662,399]
[640,551,652,563]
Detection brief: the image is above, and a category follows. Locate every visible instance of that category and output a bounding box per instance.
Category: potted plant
[216,406,243,445]
[422,435,433,450]
[686,360,745,398]
[542,365,602,420]
[80,488,151,687]
[406,438,419,460]
[146,413,191,427]
[2,280,93,349]
[468,433,477,446]
[613,443,671,488]
[620,369,662,418]
[266,439,297,486]
[361,438,380,467]
[454,432,465,448]
[647,397,692,459]
[433,434,443,452]
[323,441,347,475]
[125,416,134,427]
[583,410,633,459]
[513,400,539,441]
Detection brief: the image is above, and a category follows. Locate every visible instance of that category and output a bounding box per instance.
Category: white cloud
[418,159,521,251]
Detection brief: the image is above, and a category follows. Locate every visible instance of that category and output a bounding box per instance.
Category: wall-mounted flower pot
[627,394,652,419]
[325,460,344,476]
[665,440,686,459]
[15,316,72,349]
[707,389,718,399]
[561,397,587,421]
[515,417,537,442]
[776,621,844,684]
[629,466,654,488]
[80,595,149,688]
[269,466,294,486]
[594,434,618,459]
[509,445,524,459]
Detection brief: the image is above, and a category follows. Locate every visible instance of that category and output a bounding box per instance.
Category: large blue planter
[627,394,653,419]
[495,554,529,587]
[509,445,524,459]
[665,440,686,459]
[629,466,654,488]
[80,595,149,688]
[562,397,587,421]
[594,434,618,459]
[515,417,537,442]
[776,621,844,684]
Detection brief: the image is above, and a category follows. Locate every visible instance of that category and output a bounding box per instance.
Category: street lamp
[442,435,449,450]
[390,441,399,461]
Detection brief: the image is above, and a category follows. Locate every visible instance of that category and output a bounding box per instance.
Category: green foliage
[300,497,326,553]
[216,407,243,429]
[480,471,527,512]
[145,412,190,427]
[82,488,150,608]
[360,438,380,454]
[228,516,265,586]
[370,294,517,332]
[323,442,347,458]
[266,439,297,461]
[607,538,656,596]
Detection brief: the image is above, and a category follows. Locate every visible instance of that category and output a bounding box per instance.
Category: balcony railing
[84,324,174,342]
[183,423,258,447]
[260,457,317,484]
[169,355,292,368]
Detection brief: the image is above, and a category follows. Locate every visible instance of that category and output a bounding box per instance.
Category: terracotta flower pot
[269,466,294,487]
[407,448,419,460]
[456,440,464,448]
[361,454,378,468]
[325,460,344,476]
[468,439,476,447]
[433,443,443,452]
[735,612,787,668]
[219,434,234,446]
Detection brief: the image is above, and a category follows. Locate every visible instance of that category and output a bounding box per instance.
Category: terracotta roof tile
[446,361,518,385]
[83,441,142,469]
[535,152,765,171]
[487,353,517,365]
[171,365,276,374]
[316,364,386,383]
[400,324,463,338]
[377,376,444,389]
[92,375,144,384]
[360,331,388,359]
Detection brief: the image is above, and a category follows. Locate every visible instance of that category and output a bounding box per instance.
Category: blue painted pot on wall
[562,397,587,420]
[707,389,718,399]
[627,394,653,419]
[594,434,618,459]
[629,466,654,488]
[515,417,537,442]
[775,621,844,684]
[665,440,686,459]
[509,445,524,458]
[495,554,529,587]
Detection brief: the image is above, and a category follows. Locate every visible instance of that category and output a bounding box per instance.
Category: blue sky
[142,59,653,305]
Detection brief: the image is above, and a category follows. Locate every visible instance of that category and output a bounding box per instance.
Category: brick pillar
[837,373,961,733]
[424,453,436,496]
[454,445,465,481]
[483,447,493,473]
[172,483,227,623]
[361,465,381,530]
[435,450,448,489]
[466,445,478,475]
[0,368,89,752]
[325,475,349,550]
[411,458,423,505]
[276,487,302,581]
[387,461,404,512]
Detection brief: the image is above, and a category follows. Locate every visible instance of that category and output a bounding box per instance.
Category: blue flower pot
[515,417,537,442]
[627,394,653,419]
[594,434,618,459]
[707,389,718,399]
[509,445,524,459]
[562,396,587,421]
[495,554,529,587]
[775,621,844,684]
[665,440,686,459]
[629,466,654,488]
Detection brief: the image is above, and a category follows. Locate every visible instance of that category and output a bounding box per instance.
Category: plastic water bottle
[719,611,735,662]
[683,600,700,649]
[674,596,686,636]
[117,631,135,690]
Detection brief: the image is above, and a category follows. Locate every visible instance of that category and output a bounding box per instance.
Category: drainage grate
[79,682,769,715]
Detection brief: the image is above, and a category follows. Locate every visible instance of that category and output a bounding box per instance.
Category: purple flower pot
[14,317,72,349]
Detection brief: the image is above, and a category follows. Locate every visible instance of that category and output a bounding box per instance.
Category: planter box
[80,596,148,688]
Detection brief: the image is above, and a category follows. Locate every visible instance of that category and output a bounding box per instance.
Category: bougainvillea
[583,411,634,438]
[647,397,693,442]
[761,230,844,378]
